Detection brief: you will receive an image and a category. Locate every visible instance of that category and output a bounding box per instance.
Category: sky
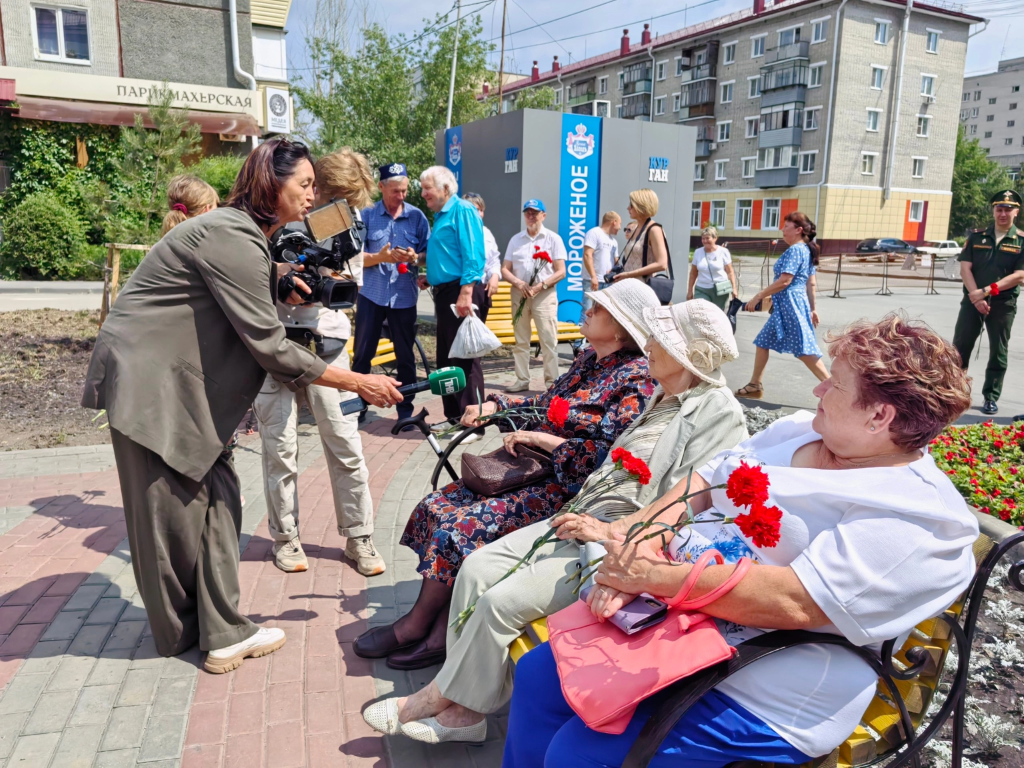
[285,0,1024,89]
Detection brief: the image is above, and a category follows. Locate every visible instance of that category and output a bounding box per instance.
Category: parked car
[917,240,961,258]
[855,237,920,256]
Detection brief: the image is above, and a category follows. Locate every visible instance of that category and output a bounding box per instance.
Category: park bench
[507,511,1024,768]
[487,282,586,349]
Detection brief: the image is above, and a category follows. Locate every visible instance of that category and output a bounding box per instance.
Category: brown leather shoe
[353,625,417,659]
[386,639,447,670]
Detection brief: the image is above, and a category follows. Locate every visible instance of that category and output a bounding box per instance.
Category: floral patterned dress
[400,348,654,585]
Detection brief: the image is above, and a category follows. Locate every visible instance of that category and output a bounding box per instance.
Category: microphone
[340,366,467,415]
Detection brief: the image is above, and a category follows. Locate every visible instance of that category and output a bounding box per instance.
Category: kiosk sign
[557,115,602,322]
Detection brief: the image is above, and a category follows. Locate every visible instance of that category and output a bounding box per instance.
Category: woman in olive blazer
[82,139,401,673]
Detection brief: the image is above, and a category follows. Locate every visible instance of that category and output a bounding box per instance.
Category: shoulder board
[971,228,986,234]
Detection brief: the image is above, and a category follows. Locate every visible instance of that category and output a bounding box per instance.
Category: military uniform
[953,190,1024,413]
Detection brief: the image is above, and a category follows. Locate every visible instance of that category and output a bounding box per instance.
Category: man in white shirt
[581,211,621,323]
[462,193,501,300]
[501,199,567,391]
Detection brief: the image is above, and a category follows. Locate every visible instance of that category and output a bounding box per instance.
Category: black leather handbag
[641,223,675,305]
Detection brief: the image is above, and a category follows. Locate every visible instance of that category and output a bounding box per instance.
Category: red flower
[533,250,552,263]
[994,440,1004,450]
[1000,507,1012,521]
[547,397,570,429]
[735,502,783,548]
[610,447,627,463]
[610,448,652,485]
[726,462,771,508]
[397,263,409,274]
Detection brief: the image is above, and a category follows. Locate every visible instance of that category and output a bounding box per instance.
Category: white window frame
[656,60,668,81]
[969,124,976,135]
[694,162,707,181]
[720,80,735,104]
[763,199,781,230]
[691,201,702,229]
[909,200,924,223]
[30,4,92,64]
[717,120,732,142]
[598,76,608,95]
[723,41,737,65]
[750,34,766,58]
[811,16,829,44]
[616,104,623,118]
[804,106,821,130]
[714,159,729,181]
[710,200,726,227]
[735,199,753,229]
[672,92,681,112]
[745,116,760,138]
[916,114,931,137]
[741,156,756,178]
[911,156,927,178]
[971,107,979,118]
[675,56,684,76]
[871,65,887,90]
[618,71,625,90]
[654,95,666,116]
[874,19,890,45]
[866,108,882,132]
[974,90,981,100]
[799,150,818,174]
[554,88,562,105]
[861,152,879,175]
[748,75,761,99]
[921,74,936,98]
[925,29,940,54]
[777,24,802,48]
[809,62,825,88]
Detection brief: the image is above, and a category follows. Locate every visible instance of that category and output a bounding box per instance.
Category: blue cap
[523,199,545,212]
[379,162,407,181]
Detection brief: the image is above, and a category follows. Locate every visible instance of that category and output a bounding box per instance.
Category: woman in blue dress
[736,211,829,398]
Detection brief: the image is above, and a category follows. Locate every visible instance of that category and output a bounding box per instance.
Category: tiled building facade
[501,0,981,250]
[960,58,1024,180]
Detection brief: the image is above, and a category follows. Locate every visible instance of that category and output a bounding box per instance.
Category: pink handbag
[547,549,752,734]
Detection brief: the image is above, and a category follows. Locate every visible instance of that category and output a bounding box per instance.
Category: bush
[0,192,88,279]
[189,155,244,201]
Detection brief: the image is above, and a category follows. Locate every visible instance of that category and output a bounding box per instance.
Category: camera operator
[256,147,385,577]
[81,139,401,674]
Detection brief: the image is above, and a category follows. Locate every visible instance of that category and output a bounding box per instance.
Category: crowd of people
[82,137,1001,766]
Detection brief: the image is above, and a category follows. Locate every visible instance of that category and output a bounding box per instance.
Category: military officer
[953,189,1024,415]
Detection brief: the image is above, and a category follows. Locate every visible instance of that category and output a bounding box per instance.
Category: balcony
[759,125,802,148]
[755,167,799,188]
[571,101,610,117]
[765,40,810,64]
[678,103,715,121]
[695,139,714,158]
[621,98,651,119]
[681,62,717,83]
[568,91,596,107]
[623,79,653,96]
[762,85,807,107]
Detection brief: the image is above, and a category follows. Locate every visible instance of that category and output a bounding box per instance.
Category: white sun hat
[639,300,738,387]
[584,279,661,350]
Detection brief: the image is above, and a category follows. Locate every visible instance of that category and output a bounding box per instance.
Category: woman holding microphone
[81,139,401,674]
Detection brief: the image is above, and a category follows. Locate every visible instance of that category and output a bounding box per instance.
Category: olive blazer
[82,207,328,482]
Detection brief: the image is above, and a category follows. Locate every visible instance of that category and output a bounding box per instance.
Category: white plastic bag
[448,304,502,359]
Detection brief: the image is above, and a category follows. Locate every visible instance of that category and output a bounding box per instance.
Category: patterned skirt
[400,479,570,586]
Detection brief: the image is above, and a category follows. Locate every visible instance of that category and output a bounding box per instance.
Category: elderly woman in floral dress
[353,280,661,670]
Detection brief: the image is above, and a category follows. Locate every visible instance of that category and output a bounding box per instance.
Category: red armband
[990,282,1000,297]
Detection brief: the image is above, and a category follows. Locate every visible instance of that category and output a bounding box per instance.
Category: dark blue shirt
[360,200,430,309]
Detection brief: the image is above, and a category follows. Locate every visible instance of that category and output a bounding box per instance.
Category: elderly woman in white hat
[363,299,748,744]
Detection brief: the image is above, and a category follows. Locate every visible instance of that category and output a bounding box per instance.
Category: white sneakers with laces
[345,535,386,576]
[272,539,308,572]
[204,627,286,674]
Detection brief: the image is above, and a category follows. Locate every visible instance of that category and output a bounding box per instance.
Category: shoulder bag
[461,445,554,496]
[701,249,733,297]
[548,549,752,734]
[641,223,675,305]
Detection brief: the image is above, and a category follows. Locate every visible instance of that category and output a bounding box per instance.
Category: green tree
[0,192,88,279]
[493,85,557,114]
[950,127,1015,238]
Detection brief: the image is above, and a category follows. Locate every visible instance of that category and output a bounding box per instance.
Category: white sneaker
[345,535,386,576]
[204,627,286,674]
[272,540,308,573]
[505,380,531,393]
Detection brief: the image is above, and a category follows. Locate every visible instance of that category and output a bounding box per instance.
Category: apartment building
[0,0,294,153]
[501,0,981,250]
[961,58,1024,180]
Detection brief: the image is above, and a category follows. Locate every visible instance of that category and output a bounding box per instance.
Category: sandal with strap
[736,383,764,399]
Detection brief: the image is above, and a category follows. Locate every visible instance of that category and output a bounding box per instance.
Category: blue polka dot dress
[753,242,822,358]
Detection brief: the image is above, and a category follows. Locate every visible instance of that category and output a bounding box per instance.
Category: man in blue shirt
[419,165,487,430]
[356,162,430,422]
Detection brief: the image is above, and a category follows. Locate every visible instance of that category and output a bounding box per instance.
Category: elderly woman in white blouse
[687,226,738,311]
[364,299,749,744]
[504,313,979,768]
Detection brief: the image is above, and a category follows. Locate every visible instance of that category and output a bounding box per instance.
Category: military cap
[989,189,1022,208]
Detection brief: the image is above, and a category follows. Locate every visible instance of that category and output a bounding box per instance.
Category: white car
[917,240,961,258]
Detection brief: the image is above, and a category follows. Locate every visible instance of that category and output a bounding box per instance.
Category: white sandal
[400,716,487,744]
[363,697,403,735]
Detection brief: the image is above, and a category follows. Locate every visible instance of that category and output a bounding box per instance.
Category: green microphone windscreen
[428,366,466,396]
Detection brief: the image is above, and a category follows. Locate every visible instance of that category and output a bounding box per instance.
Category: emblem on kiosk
[448,134,462,166]
[565,124,595,160]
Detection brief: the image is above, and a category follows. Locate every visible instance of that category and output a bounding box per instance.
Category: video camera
[270,199,366,310]
[603,264,625,284]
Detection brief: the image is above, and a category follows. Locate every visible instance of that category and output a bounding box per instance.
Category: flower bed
[931,420,1024,527]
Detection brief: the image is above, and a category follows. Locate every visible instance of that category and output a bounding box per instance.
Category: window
[866,109,881,132]
[987,114,995,122]
[926,30,939,53]
[710,200,726,227]
[691,202,702,229]
[714,160,728,180]
[695,49,707,65]
[778,27,801,47]
[917,115,931,137]
[1015,86,1021,93]
[654,95,666,116]
[861,152,877,175]
[871,66,885,90]
[676,58,685,76]
[32,6,90,63]
[985,131,992,138]
[694,162,707,181]
[875,21,889,44]
[751,35,766,58]
[1010,120,1017,128]
[757,146,798,170]
[975,90,981,100]
[809,63,824,88]
[921,75,935,98]
[763,199,781,229]
[616,104,623,118]
[989,97,997,105]
[554,89,562,105]
[912,157,926,178]
[759,102,802,132]
[804,107,820,130]
[972,107,979,117]
[717,121,731,142]
[599,76,608,95]
[963,92,970,102]
[909,201,924,222]
[745,116,759,138]
[812,18,828,44]
[673,93,681,112]
[742,157,756,178]
[736,200,753,229]
[969,124,977,135]
[1006,138,1014,145]
[720,82,734,103]
[799,151,817,174]
[748,76,761,99]
[618,72,625,90]
[656,61,666,81]
[724,42,736,64]
[960,110,968,121]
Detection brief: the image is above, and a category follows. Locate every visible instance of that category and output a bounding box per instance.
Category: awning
[11,96,261,135]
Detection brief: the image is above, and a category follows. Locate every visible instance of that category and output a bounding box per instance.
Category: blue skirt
[753,284,821,358]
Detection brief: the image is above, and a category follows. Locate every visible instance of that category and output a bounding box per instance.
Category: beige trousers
[510,285,560,386]
[252,349,373,542]
[434,519,579,713]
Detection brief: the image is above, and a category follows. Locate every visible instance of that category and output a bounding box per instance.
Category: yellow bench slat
[839,726,877,766]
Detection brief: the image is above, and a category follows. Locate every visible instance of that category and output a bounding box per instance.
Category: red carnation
[397,263,409,274]
[610,447,627,463]
[533,250,552,263]
[609,448,652,485]
[547,397,570,429]
[726,462,771,508]
[734,502,783,548]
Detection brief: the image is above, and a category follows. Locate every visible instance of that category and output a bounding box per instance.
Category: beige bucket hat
[639,300,738,387]
[584,279,661,350]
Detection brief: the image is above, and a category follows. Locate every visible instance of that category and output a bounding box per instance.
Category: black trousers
[433,280,489,420]
[953,294,1016,402]
[352,294,419,419]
